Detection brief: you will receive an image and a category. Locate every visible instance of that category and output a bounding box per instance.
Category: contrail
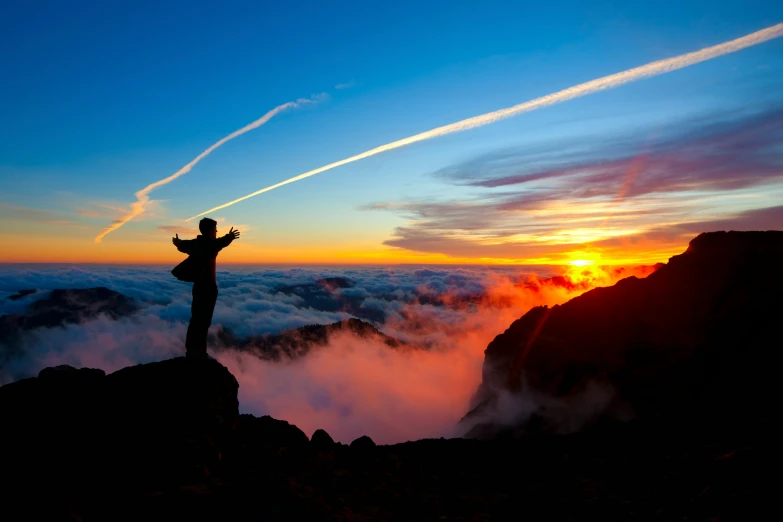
[186,23,783,222]
[94,95,325,243]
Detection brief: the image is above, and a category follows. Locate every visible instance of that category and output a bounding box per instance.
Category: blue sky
[0,0,781,263]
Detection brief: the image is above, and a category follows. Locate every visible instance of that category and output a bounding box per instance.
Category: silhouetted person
[171,218,240,359]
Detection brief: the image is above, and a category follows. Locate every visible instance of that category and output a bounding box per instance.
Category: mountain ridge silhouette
[464,230,783,438]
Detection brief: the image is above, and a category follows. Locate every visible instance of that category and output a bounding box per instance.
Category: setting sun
[569,259,595,267]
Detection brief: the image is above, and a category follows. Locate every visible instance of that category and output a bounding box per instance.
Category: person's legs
[185,285,218,358]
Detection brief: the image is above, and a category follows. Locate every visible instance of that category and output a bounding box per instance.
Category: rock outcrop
[215,317,405,360]
[311,428,337,450]
[0,357,239,487]
[6,288,38,301]
[465,231,783,437]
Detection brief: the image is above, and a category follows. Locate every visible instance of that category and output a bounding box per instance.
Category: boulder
[237,414,310,451]
[311,428,336,450]
[0,357,239,486]
[350,435,376,451]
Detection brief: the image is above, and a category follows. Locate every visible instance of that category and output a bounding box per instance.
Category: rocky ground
[0,358,772,521]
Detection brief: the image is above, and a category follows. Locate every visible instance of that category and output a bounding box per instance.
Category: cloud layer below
[0,263,655,443]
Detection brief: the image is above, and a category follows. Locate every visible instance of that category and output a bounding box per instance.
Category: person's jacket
[172,234,234,287]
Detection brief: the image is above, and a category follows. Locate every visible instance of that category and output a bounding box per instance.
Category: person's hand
[227,227,240,240]
[172,233,181,246]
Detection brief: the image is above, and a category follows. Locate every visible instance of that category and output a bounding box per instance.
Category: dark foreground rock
[1,358,238,486]
[1,356,773,520]
[311,428,337,450]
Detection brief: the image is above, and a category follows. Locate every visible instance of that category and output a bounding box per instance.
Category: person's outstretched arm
[172,234,196,254]
[211,227,241,252]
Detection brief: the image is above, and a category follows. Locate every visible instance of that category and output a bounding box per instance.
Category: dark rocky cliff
[465,231,783,437]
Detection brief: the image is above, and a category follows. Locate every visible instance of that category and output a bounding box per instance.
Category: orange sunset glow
[0,227,691,267]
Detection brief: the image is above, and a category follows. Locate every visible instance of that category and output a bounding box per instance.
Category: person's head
[199,217,218,239]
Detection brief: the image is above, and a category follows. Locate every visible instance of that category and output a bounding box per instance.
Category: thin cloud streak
[186,23,783,221]
[464,109,783,193]
[94,94,326,243]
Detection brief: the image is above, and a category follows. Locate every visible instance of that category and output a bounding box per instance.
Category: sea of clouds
[0,263,649,444]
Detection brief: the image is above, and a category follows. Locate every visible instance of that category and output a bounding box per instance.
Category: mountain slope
[466,231,783,436]
[0,287,139,347]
